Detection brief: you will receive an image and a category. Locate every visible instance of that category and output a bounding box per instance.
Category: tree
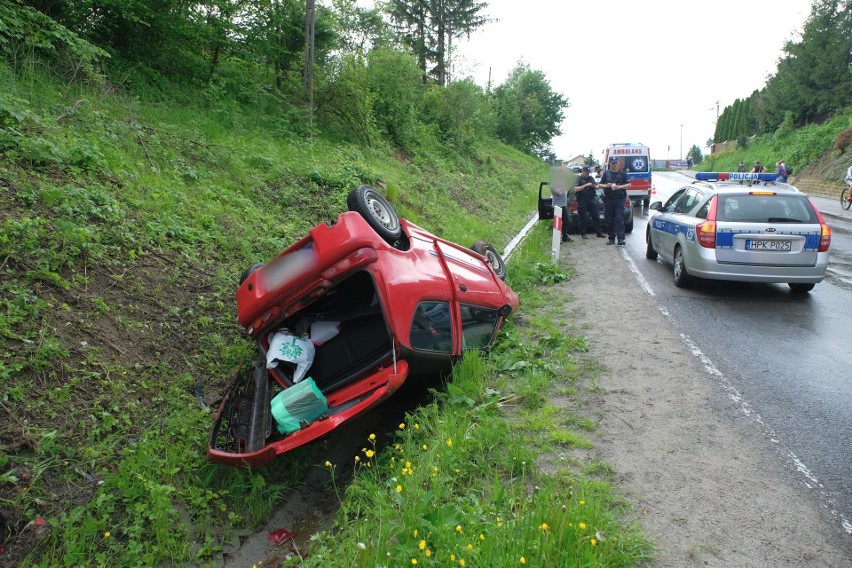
[492,63,569,154]
[385,0,489,85]
[688,144,703,165]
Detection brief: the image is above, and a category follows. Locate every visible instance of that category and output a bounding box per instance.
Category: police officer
[574,166,605,239]
[599,157,629,245]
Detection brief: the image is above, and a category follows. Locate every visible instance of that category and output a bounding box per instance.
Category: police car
[645,172,831,292]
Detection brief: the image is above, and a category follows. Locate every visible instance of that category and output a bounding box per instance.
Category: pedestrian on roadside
[748,160,764,186]
[780,160,791,182]
[775,161,785,183]
[574,166,605,239]
[599,157,629,246]
[845,164,852,203]
[550,167,572,243]
[737,161,746,185]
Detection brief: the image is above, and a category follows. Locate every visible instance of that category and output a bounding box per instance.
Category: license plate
[264,248,316,290]
[745,239,791,251]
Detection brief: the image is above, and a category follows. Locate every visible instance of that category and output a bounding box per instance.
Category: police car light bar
[694,172,778,182]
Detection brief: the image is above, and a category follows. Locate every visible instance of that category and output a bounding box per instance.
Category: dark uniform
[574,168,604,238]
[600,162,629,245]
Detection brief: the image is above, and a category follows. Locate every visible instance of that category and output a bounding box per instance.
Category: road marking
[621,248,655,296]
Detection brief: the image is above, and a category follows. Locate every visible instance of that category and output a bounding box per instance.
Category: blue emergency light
[694,172,779,182]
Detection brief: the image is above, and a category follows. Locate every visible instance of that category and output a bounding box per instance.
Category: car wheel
[239,263,264,286]
[347,185,401,244]
[672,245,690,287]
[645,231,658,260]
[472,240,507,280]
[788,283,815,293]
[625,219,634,234]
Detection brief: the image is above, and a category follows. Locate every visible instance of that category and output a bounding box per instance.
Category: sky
[447,0,814,163]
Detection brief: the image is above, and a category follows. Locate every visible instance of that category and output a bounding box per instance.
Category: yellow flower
[325,461,332,467]
[466,544,473,551]
[579,522,587,530]
[399,423,406,429]
[413,530,418,538]
[459,560,465,567]
[455,525,462,533]
[425,549,431,557]
[479,533,485,541]
[450,554,456,561]
[414,423,419,429]
[539,523,549,531]
[579,500,586,505]
[591,538,597,546]
[396,485,403,493]
[422,444,428,450]
[365,449,375,458]
[520,557,526,565]
[369,433,376,441]
[419,540,426,550]
[446,438,453,447]
[411,559,417,565]
[104,531,111,538]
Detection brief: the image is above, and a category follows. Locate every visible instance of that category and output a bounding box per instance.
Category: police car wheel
[672,246,691,287]
[788,283,815,293]
[645,232,658,260]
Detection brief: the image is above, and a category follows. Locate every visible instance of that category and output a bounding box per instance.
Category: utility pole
[304,0,316,129]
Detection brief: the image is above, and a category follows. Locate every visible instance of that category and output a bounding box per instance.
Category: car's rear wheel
[347,185,401,244]
[788,283,815,293]
[239,263,265,286]
[672,245,690,287]
[625,219,634,234]
[645,231,658,260]
[472,240,507,280]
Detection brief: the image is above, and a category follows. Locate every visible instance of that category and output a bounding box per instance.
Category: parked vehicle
[208,185,519,467]
[603,143,652,206]
[646,173,831,292]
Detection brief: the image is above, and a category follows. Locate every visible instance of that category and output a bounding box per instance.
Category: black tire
[841,188,852,211]
[672,245,690,287]
[645,231,658,260]
[347,185,401,243]
[625,219,634,234]
[788,283,815,293]
[239,263,264,286]
[472,240,507,280]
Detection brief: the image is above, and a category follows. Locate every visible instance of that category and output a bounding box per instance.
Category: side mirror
[649,201,663,211]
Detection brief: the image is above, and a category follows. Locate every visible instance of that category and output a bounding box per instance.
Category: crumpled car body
[208,186,519,467]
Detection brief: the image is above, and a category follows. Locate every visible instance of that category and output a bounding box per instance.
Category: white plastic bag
[267,330,315,383]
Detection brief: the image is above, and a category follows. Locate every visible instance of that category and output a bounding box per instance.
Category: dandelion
[104,531,111,538]
[450,554,456,561]
[578,522,587,530]
[369,433,376,441]
[396,484,403,493]
[539,523,549,531]
[357,542,366,550]
[591,538,597,546]
[520,557,526,565]
[411,559,417,565]
[459,560,465,567]
[455,525,463,533]
[446,438,453,447]
[419,540,426,550]
[425,549,431,558]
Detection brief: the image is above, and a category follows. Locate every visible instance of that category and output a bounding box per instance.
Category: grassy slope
[0,64,548,565]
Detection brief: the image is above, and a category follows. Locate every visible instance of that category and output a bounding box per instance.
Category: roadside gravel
[555,237,850,567]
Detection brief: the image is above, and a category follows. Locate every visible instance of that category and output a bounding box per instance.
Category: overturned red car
[208,185,519,467]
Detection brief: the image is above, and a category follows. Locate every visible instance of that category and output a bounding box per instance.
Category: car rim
[366,193,397,229]
[674,251,683,279]
[485,250,499,271]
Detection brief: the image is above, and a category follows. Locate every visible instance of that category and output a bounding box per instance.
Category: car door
[650,187,687,262]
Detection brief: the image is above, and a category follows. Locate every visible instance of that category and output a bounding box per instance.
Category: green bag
[270,378,328,434]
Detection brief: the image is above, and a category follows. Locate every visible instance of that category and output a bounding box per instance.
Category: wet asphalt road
[618,172,852,536]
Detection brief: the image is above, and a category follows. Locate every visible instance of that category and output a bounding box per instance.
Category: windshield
[717,194,818,223]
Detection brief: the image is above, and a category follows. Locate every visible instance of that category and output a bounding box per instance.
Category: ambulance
[603,143,652,206]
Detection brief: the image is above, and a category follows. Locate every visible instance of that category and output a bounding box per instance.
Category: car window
[624,156,649,173]
[673,188,702,214]
[410,301,452,352]
[663,188,688,211]
[717,194,818,223]
[460,305,499,350]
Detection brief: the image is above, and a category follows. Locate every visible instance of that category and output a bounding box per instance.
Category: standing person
[600,157,629,246]
[594,165,602,182]
[775,161,785,183]
[845,164,852,203]
[749,160,763,186]
[737,161,746,185]
[780,160,791,182]
[550,168,572,243]
[574,166,605,239]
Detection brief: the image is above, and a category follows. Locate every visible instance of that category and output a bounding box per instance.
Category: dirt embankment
[555,240,850,567]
